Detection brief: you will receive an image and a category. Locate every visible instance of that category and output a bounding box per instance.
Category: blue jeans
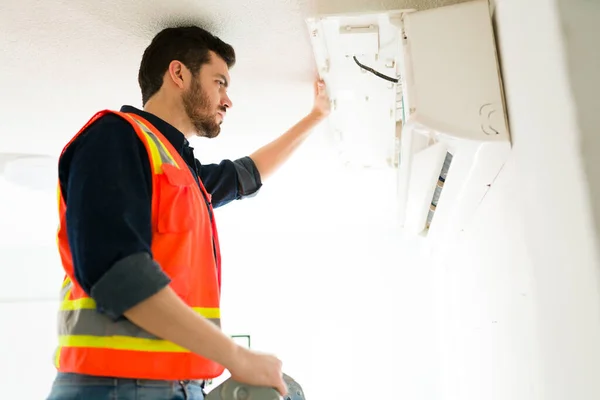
[46,372,206,400]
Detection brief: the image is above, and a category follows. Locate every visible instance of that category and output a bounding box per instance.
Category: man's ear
[167,60,186,90]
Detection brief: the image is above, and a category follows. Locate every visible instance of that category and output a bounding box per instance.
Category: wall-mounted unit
[306,10,407,168]
[306,0,511,242]
[397,0,510,242]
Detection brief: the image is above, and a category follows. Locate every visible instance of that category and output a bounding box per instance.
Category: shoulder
[59,112,149,183]
[61,112,150,164]
[74,112,139,148]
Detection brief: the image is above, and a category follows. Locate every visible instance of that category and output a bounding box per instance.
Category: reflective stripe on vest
[54,110,224,380]
[123,114,179,172]
[57,277,221,352]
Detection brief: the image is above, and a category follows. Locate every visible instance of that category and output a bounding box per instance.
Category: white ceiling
[0,0,466,158]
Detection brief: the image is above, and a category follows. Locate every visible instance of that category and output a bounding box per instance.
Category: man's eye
[218,80,225,86]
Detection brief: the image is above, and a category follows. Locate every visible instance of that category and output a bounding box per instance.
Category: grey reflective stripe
[59,281,221,341]
[129,117,177,167]
[58,308,221,339]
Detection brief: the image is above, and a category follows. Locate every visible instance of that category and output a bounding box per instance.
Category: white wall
[0,179,64,398]
[212,164,436,399]
[0,301,60,398]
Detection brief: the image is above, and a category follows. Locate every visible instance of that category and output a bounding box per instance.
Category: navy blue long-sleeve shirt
[58,105,262,319]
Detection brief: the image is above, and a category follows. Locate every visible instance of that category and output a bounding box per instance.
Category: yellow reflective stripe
[121,113,179,173]
[61,276,71,289]
[141,130,165,174]
[56,184,62,247]
[193,307,220,319]
[58,334,189,353]
[54,346,61,368]
[54,349,60,368]
[59,296,220,318]
[61,296,95,310]
[56,184,61,227]
[135,119,179,167]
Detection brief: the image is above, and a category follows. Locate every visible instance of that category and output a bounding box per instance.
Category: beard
[182,78,222,138]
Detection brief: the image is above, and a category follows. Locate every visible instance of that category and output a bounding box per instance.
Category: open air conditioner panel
[306,11,407,168]
[306,0,512,245]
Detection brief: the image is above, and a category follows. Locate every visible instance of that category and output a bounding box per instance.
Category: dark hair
[138,26,236,105]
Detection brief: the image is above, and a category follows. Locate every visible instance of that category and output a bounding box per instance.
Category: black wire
[353,56,399,83]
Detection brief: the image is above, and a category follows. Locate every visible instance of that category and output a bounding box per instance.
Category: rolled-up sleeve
[60,115,171,320]
[197,156,262,208]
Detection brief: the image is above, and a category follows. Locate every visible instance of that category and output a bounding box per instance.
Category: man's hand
[228,347,288,396]
[310,79,331,120]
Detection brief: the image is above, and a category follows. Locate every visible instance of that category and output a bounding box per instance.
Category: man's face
[182,51,232,138]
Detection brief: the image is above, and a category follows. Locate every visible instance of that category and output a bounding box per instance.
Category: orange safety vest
[54,110,225,380]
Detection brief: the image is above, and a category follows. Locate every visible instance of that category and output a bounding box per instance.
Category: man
[46,26,330,400]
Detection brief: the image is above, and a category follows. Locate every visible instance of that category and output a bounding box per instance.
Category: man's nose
[221,94,232,109]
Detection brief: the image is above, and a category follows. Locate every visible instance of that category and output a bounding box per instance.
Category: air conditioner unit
[307,0,510,242]
[397,0,511,242]
[306,10,407,168]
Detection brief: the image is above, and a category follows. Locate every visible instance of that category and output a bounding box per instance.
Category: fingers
[271,357,286,396]
[314,79,325,95]
[275,376,288,397]
[317,79,325,92]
